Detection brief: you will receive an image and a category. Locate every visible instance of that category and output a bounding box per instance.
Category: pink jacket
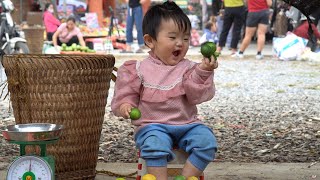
[57,23,83,43]
[111,53,215,131]
[43,11,61,33]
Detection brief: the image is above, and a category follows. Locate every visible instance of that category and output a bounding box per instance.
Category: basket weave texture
[23,27,45,54]
[2,54,115,179]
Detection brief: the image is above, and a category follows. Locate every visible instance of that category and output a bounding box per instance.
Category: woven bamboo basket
[2,54,115,179]
[23,27,45,54]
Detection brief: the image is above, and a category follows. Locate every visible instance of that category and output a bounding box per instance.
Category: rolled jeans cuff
[188,153,210,171]
[146,157,167,167]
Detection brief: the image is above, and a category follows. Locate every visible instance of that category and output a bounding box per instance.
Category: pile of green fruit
[61,43,96,53]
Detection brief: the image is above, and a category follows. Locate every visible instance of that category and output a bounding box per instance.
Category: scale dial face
[7,156,53,180]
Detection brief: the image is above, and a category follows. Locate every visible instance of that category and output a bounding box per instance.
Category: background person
[43,3,61,41]
[200,21,219,44]
[216,0,246,55]
[52,16,86,48]
[234,0,272,60]
[122,0,146,53]
[293,15,320,51]
[293,15,320,40]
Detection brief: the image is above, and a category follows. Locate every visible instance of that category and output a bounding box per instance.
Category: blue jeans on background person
[126,5,144,48]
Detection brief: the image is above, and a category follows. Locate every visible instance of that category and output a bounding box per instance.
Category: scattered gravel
[1,59,320,169]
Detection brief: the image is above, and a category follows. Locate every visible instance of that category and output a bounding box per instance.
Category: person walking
[122,0,146,53]
[234,0,272,59]
[211,0,222,17]
[216,0,246,55]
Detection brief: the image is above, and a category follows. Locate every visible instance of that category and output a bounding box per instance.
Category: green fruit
[116,178,126,180]
[61,43,67,48]
[130,108,141,120]
[174,175,186,180]
[201,42,217,59]
[82,46,89,52]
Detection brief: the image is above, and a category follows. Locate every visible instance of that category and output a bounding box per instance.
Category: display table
[84,35,126,51]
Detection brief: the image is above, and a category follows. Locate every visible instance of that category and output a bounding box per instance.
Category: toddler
[111,1,218,179]
[200,21,219,44]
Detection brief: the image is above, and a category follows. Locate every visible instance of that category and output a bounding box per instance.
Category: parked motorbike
[0,0,29,54]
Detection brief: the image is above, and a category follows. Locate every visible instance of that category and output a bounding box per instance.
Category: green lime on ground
[174,175,186,180]
[130,108,141,120]
[200,42,217,58]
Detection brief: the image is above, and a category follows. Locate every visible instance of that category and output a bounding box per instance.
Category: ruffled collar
[148,51,165,65]
[147,51,187,66]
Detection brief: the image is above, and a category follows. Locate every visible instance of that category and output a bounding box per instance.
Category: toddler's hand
[199,55,218,71]
[119,103,132,119]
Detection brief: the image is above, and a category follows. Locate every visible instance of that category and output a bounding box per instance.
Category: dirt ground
[94,162,320,180]
[1,162,319,180]
[1,46,319,180]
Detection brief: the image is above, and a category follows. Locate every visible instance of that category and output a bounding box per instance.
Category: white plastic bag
[273,32,308,61]
[44,46,60,54]
[199,33,207,45]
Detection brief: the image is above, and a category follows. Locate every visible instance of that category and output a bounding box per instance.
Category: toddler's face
[151,19,190,66]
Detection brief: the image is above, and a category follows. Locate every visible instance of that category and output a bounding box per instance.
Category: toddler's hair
[142,1,191,40]
[205,22,213,30]
[209,15,217,23]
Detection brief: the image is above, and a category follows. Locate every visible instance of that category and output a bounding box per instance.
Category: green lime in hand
[130,108,141,120]
[201,42,219,61]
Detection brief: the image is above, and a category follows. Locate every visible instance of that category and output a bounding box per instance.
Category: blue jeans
[135,124,217,171]
[126,5,144,46]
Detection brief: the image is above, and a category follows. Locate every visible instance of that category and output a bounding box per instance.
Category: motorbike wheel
[12,42,29,54]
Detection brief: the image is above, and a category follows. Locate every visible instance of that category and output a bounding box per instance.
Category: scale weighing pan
[1,123,64,142]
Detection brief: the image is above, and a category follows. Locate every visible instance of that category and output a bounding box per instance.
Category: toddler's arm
[183,64,215,105]
[111,61,141,117]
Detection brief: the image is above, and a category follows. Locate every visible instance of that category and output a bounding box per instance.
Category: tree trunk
[89,0,103,27]
[103,0,116,17]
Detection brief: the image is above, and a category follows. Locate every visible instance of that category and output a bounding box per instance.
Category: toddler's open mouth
[172,50,181,57]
